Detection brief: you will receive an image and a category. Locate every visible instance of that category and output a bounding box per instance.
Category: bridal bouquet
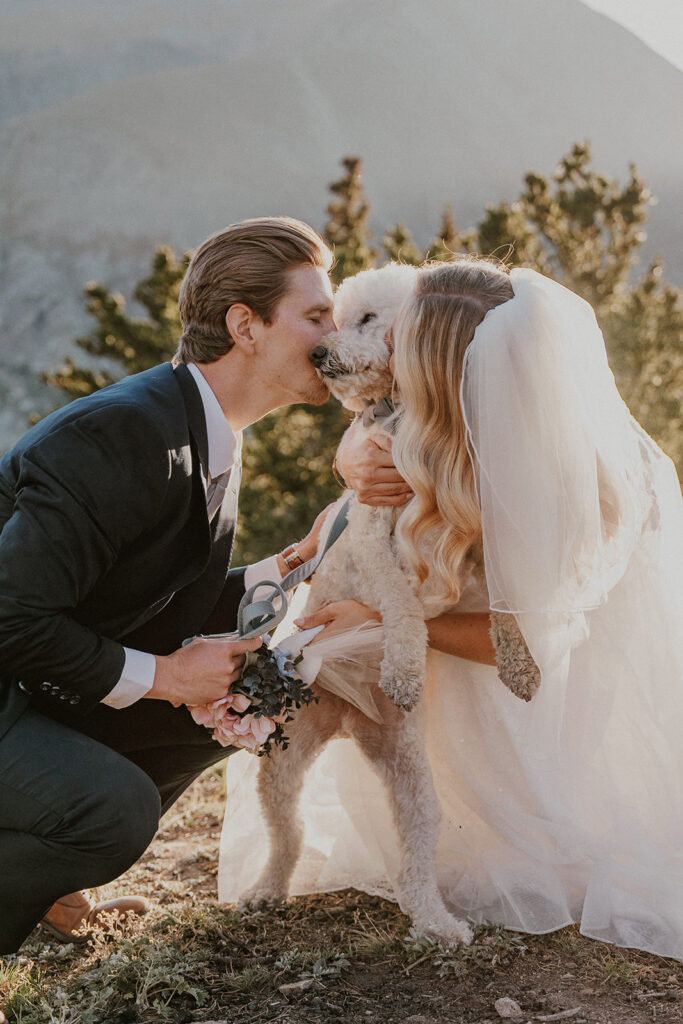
[189,633,319,756]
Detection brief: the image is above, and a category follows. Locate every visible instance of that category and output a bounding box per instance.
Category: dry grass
[2,767,682,1024]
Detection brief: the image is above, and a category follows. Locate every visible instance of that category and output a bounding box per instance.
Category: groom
[0,216,338,953]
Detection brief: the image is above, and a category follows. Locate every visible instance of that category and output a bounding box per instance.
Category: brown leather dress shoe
[41,890,149,943]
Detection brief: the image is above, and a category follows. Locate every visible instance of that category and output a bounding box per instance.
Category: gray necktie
[206,468,232,519]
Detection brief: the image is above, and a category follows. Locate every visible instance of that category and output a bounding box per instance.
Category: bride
[219,258,683,960]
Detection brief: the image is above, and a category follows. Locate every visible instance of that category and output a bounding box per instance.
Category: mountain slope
[0,0,680,445]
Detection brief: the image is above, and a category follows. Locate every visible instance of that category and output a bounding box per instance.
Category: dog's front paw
[379,669,422,710]
[507,670,541,703]
[490,611,541,702]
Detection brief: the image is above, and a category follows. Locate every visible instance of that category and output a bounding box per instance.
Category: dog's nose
[309,345,328,367]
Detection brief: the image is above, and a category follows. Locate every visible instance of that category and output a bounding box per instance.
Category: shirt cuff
[244,555,285,619]
[244,554,282,590]
[101,647,156,709]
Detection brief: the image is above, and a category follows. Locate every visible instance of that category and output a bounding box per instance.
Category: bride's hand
[294,599,382,639]
[335,420,412,507]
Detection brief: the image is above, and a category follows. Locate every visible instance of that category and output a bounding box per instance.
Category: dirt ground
[3,767,682,1024]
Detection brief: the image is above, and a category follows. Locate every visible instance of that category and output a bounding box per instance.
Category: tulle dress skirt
[219,460,683,961]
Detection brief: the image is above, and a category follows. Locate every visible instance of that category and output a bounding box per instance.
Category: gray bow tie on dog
[361,397,396,429]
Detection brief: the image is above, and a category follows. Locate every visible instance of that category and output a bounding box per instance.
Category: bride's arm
[426,612,496,666]
[428,611,541,700]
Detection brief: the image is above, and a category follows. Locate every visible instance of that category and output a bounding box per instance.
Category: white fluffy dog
[240,263,474,949]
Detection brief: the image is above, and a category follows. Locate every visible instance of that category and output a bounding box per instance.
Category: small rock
[495,996,523,1019]
[279,978,315,995]
[667,990,681,1002]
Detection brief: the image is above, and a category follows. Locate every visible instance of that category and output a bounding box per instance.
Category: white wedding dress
[219,461,683,959]
[218,270,683,961]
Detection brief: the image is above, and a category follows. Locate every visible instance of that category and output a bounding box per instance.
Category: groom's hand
[149,636,262,708]
[335,420,412,507]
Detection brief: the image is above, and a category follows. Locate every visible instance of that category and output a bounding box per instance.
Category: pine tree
[382,222,423,265]
[324,156,377,285]
[470,198,551,273]
[44,246,188,397]
[601,259,683,466]
[425,206,461,262]
[465,142,681,470]
[469,142,652,313]
[522,142,652,311]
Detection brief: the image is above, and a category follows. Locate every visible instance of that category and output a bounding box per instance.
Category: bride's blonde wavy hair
[393,258,514,606]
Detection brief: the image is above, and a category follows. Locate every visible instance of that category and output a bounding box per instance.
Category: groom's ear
[226,303,258,354]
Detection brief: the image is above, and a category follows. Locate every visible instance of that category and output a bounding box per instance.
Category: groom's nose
[309,345,328,366]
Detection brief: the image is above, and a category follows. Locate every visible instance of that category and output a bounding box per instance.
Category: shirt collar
[187,363,241,479]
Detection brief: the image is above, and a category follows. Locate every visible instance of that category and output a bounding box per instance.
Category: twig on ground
[535,1009,582,1021]
[404,952,433,974]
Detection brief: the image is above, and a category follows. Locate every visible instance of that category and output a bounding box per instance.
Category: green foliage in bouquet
[45,145,683,564]
[236,643,319,756]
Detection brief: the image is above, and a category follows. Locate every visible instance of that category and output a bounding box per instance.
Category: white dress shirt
[102,363,282,709]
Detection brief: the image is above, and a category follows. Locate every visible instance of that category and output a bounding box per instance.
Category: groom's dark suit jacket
[0,362,246,740]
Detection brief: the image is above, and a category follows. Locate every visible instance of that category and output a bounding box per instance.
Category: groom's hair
[175,217,333,364]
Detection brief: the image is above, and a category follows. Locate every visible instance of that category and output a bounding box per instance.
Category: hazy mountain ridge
[0,0,681,447]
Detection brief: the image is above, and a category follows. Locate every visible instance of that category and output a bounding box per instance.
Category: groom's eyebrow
[303,303,333,315]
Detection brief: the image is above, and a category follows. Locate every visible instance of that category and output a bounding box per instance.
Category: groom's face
[252,264,335,406]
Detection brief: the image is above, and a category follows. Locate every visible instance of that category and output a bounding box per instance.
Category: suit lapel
[212,461,241,543]
[173,363,210,480]
[174,362,242,627]
[174,361,239,537]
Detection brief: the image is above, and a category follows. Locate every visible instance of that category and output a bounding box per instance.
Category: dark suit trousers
[0,700,237,953]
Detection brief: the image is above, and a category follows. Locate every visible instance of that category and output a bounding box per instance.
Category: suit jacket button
[50,685,61,696]
[40,681,52,692]
[59,692,71,701]
[69,695,81,705]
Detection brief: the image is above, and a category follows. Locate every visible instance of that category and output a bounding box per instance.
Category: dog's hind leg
[351,712,473,949]
[238,697,341,909]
